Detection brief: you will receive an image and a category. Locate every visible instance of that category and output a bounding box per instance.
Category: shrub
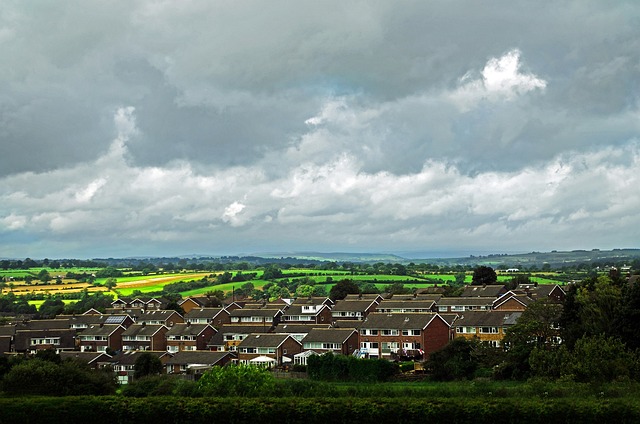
[197,364,275,396]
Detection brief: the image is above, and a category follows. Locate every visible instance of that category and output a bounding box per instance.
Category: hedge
[1,396,640,424]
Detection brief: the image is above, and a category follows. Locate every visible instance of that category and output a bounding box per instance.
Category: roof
[238,333,301,348]
[437,297,495,306]
[344,294,384,301]
[78,324,125,336]
[185,308,227,319]
[274,323,331,333]
[107,350,170,366]
[166,351,234,366]
[166,323,215,336]
[281,305,328,316]
[493,293,534,308]
[230,308,282,317]
[376,300,436,310]
[292,297,333,306]
[135,310,182,321]
[218,325,271,334]
[460,285,506,297]
[332,299,378,312]
[15,319,70,331]
[301,328,357,344]
[122,323,167,337]
[455,311,522,327]
[56,314,131,326]
[60,351,112,364]
[0,325,16,336]
[359,313,449,330]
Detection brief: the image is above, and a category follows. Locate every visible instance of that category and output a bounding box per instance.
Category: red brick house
[357,313,451,360]
[301,328,359,356]
[237,333,302,366]
[184,308,230,326]
[121,323,168,351]
[166,351,236,375]
[77,324,126,353]
[166,323,217,353]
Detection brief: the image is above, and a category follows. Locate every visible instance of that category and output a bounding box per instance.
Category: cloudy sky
[1,1,639,259]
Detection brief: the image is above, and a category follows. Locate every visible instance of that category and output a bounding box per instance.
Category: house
[237,333,302,366]
[133,310,184,326]
[331,299,379,321]
[453,311,522,347]
[121,323,168,351]
[436,297,494,313]
[301,328,359,356]
[517,284,566,302]
[166,351,236,375]
[208,324,271,352]
[280,303,332,324]
[77,324,126,353]
[107,350,172,384]
[292,297,334,307]
[344,294,385,302]
[460,285,508,298]
[492,292,534,312]
[179,296,225,313]
[59,351,112,369]
[57,314,134,331]
[357,313,451,360]
[111,297,169,311]
[376,299,437,313]
[229,308,282,327]
[165,323,217,352]
[184,308,230,326]
[13,328,77,354]
[273,323,331,342]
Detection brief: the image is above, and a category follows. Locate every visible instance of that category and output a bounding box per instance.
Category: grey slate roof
[274,323,331,333]
[78,324,125,336]
[332,299,378,312]
[166,323,214,336]
[121,323,167,337]
[359,313,447,330]
[460,285,506,298]
[184,308,227,319]
[454,311,522,327]
[238,333,300,348]
[301,328,357,344]
[166,350,234,366]
[437,297,495,307]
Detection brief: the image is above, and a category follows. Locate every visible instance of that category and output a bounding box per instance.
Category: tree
[471,266,497,286]
[134,353,164,379]
[38,298,65,318]
[295,284,314,297]
[262,265,283,280]
[37,269,52,284]
[329,279,360,301]
[426,337,478,381]
[104,278,117,292]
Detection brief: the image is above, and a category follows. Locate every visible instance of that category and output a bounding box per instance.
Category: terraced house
[165,322,217,352]
[357,313,451,360]
[453,310,522,347]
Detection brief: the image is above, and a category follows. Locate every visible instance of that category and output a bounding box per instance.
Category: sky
[1,1,639,259]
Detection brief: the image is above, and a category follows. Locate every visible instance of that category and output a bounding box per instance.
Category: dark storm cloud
[0,1,639,257]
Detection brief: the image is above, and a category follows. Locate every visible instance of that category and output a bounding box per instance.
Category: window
[381,329,398,336]
[402,330,420,336]
[479,327,498,334]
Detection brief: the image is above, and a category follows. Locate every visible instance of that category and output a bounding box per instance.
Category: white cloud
[449,49,547,110]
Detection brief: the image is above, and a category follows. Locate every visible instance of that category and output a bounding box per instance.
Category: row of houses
[0,284,565,381]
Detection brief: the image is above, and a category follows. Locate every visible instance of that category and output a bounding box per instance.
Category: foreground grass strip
[1,397,640,424]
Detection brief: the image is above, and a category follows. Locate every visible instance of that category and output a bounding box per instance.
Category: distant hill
[414,248,640,268]
[255,251,407,263]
